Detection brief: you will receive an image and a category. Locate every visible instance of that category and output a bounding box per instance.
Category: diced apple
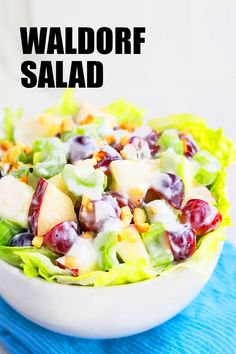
[56,237,98,276]
[110,160,154,204]
[49,173,69,196]
[145,200,177,228]
[14,114,68,146]
[28,178,77,236]
[117,228,150,263]
[0,175,34,227]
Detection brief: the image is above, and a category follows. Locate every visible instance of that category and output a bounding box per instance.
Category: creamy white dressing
[110,160,154,198]
[204,203,218,225]
[150,172,172,199]
[122,141,151,160]
[132,125,152,139]
[145,200,178,229]
[58,237,98,275]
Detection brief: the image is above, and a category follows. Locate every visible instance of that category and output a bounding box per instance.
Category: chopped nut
[133,208,146,225]
[2,146,22,166]
[128,187,145,205]
[120,123,135,132]
[135,223,150,233]
[104,135,116,145]
[182,138,188,154]
[82,196,94,211]
[120,206,132,226]
[80,114,95,125]
[32,236,44,248]
[94,150,106,161]
[120,135,129,146]
[120,149,128,160]
[82,231,95,239]
[0,140,13,151]
[65,256,77,269]
[123,226,140,243]
[19,176,29,184]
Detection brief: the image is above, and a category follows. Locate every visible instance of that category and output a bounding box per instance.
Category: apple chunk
[28,178,77,236]
[0,175,34,228]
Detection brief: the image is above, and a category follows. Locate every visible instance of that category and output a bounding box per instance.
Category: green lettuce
[0,220,23,246]
[33,137,67,178]
[46,89,79,117]
[2,107,24,142]
[141,223,174,267]
[0,245,57,268]
[16,252,70,279]
[107,99,145,129]
[51,260,159,287]
[62,163,106,199]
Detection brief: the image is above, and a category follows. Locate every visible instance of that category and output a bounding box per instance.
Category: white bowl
[0,249,220,339]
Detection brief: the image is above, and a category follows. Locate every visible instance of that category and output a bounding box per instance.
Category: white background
[0,0,235,241]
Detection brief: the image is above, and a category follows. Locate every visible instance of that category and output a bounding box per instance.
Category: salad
[0,90,235,287]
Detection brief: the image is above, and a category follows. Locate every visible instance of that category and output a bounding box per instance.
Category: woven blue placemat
[0,241,235,354]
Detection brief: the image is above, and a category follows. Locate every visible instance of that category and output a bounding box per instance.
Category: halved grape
[104,191,135,212]
[79,195,121,232]
[145,130,160,156]
[9,232,34,247]
[68,136,98,163]
[95,145,122,174]
[145,173,184,209]
[179,133,198,158]
[166,225,196,260]
[180,199,222,236]
[44,221,79,254]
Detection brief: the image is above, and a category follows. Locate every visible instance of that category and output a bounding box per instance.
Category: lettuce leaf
[46,89,79,116]
[33,137,67,178]
[3,107,24,142]
[51,260,159,287]
[148,114,236,167]
[0,220,24,246]
[16,252,70,279]
[107,99,145,130]
[0,246,57,268]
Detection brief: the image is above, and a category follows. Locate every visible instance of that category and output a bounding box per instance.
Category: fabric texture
[0,241,235,354]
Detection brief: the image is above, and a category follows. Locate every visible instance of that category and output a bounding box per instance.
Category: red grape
[104,191,135,212]
[166,225,196,260]
[145,130,160,156]
[179,133,198,158]
[145,173,184,209]
[9,232,34,247]
[68,136,98,163]
[180,199,222,236]
[94,145,122,174]
[79,194,121,232]
[44,221,79,254]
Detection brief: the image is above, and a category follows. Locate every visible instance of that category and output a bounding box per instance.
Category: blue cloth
[0,242,236,354]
